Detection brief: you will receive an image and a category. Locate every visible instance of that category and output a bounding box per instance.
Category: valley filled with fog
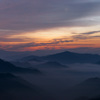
[11,51,100,100]
[0,50,100,100]
[16,63,100,100]
[0,0,100,99]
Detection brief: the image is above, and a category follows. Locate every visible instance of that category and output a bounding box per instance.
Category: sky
[0,0,100,51]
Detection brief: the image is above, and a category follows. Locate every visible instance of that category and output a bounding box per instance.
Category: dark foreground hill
[67,77,100,100]
[0,73,45,100]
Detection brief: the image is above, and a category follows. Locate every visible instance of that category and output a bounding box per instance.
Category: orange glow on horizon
[0,26,100,51]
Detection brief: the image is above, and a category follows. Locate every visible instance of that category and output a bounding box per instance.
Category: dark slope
[0,59,40,73]
[42,51,100,64]
[37,61,68,68]
[11,61,32,68]
[89,97,100,100]
[0,73,45,100]
[95,61,100,65]
[66,77,100,100]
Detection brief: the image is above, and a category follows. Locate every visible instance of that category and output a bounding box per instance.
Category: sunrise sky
[0,0,100,51]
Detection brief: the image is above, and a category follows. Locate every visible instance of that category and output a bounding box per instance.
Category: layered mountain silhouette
[42,51,100,64]
[0,73,45,100]
[18,51,100,64]
[0,59,40,73]
[19,55,41,62]
[37,61,68,68]
[67,77,100,100]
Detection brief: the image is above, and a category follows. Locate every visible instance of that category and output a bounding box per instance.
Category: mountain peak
[43,51,100,64]
[54,50,75,55]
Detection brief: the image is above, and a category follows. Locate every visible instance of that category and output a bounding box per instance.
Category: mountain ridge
[37,61,68,68]
[42,51,100,64]
[0,59,41,74]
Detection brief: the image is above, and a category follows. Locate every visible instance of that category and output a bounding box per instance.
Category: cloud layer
[0,0,100,51]
[0,0,100,33]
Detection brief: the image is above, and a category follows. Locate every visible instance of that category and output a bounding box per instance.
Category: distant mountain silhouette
[0,59,40,73]
[0,49,35,61]
[42,51,100,64]
[37,61,68,68]
[19,55,41,62]
[67,77,100,100]
[0,73,44,100]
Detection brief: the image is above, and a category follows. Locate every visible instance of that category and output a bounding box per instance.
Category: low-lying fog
[16,63,100,100]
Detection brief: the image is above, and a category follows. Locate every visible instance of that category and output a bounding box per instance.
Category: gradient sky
[0,0,100,51]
